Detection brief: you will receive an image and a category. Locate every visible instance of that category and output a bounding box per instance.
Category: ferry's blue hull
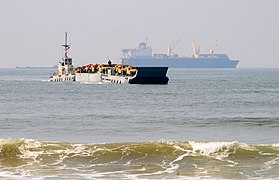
[122,58,239,68]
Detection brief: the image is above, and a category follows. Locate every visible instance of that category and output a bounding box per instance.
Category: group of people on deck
[74,60,137,76]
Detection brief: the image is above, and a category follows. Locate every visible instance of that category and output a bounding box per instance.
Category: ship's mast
[62,32,70,59]
[145,37,149,46]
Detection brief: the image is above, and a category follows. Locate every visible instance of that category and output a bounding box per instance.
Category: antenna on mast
[62,32,70,50]
[65,32,67,46]
[62,32,70,59]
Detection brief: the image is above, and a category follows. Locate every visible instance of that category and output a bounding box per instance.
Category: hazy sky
[1,0,279,68]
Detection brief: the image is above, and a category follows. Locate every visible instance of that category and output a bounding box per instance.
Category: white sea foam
[162,143,190,174]
[272,143,279,148]
[165,152,189,174]
[255,156,279,175]
[19,139,44,159]
[188,141,240,166]
[189,141,238,155]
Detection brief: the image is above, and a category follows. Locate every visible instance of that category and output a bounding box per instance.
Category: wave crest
[0,138,278,179]
[1,139,279,160]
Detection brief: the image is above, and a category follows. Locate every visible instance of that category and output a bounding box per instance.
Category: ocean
[0,68,278,179]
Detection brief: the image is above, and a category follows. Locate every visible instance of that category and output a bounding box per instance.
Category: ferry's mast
[62,32,70,59]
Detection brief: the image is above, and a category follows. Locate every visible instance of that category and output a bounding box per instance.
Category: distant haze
[0,0,278,68]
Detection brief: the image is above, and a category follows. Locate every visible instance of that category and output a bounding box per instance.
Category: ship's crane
[192,41,200,58]
[210,40,218,55]
[167,39,181,57]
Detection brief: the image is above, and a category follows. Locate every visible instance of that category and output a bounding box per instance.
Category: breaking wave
[0,139,279,179]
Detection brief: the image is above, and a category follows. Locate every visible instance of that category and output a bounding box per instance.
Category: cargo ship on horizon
[121,40,239,68]
[16,65,57,69]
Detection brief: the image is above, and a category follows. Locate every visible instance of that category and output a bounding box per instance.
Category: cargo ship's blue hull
[122,57,239,68]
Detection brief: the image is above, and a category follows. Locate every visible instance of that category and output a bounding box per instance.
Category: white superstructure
[122,42,152,59]
[50,32,75,82]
